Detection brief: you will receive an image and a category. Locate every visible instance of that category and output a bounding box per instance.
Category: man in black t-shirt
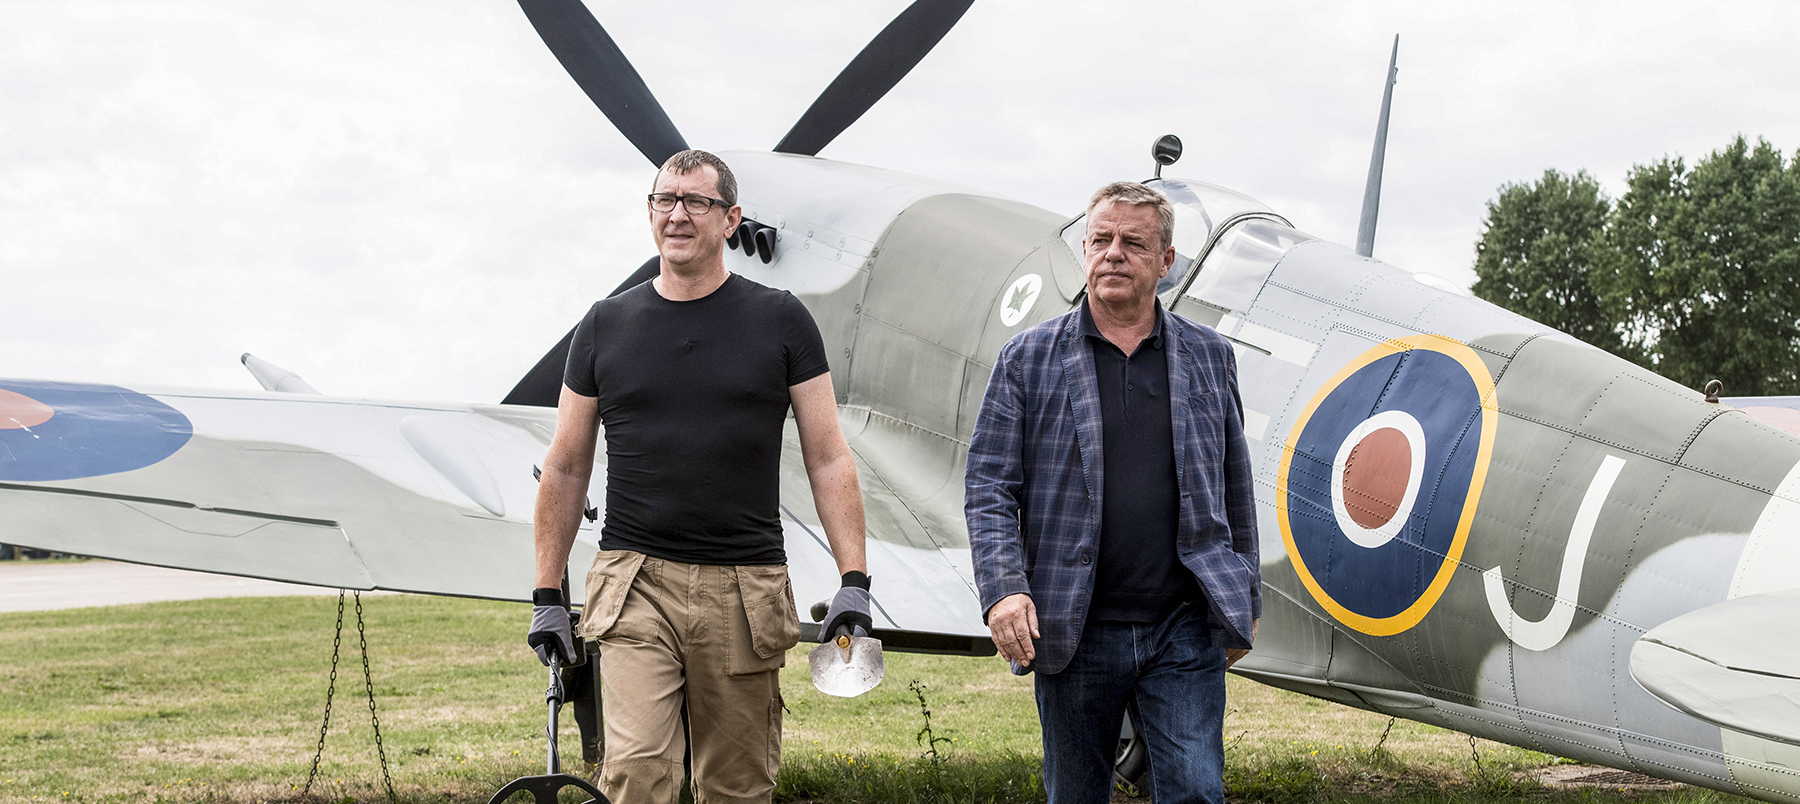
[527,150,872,804]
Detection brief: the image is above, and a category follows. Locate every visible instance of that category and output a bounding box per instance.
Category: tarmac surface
[0,559,371,612]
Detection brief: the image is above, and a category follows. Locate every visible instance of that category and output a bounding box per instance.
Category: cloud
[4,0,1799,401]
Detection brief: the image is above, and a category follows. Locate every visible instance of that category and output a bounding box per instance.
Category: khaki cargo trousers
[578,550,802,804]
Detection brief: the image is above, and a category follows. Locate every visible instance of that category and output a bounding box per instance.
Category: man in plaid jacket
[966,181,1260,804]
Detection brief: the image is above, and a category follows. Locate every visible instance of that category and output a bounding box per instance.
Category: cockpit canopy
[1058,178,1313,310]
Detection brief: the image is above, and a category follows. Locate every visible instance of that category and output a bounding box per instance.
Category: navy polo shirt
[1080,299,1199,623]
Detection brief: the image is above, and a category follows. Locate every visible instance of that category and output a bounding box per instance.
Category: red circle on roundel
[0,388,54,430]
[1342,427,1411,529]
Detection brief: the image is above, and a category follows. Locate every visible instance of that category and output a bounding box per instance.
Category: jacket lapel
[1166,319,1192,494]
[1058,312,1104,509]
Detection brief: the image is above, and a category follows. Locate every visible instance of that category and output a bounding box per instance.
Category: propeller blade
[774,0,975,156]
[1355,35,1398,259]
[517,0,688,166]
[501,256,661,407]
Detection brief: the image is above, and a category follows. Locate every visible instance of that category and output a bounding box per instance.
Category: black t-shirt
[562,273,831,565]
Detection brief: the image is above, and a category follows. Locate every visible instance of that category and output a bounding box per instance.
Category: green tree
[1606,136,1800,395]
[1472,169,1632,358]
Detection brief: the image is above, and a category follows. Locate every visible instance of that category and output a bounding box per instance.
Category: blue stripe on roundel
[1276,335,1496,636]
[0,380,194,482]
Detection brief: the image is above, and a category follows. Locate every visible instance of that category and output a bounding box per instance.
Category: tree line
[1471,135,1800,396]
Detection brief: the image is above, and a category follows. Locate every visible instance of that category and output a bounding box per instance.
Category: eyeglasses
[647,193,731,216]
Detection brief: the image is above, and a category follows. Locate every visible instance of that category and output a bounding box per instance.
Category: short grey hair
[1086,181,1174,252]
[656,149,738,207]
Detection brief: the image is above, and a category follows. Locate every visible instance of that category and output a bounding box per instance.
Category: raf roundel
[1275,335,1497,636]
[0,380,194,482]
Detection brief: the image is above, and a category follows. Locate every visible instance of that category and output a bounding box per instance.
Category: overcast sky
[5,0,1798,403]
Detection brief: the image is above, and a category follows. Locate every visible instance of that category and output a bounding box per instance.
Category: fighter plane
[4,1,1799,801]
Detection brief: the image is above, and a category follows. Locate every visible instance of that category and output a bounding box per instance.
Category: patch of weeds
[1464,734,1542,798]
[1228,755,1331,803]
[1661,788,1740,804]
[776,753,1043,804]
[909,680,955,763]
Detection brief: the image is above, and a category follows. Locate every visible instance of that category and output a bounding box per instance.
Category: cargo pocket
[727,565,800,675]
[578,550,646,640]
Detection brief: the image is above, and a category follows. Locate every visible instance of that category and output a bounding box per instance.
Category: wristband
[532,587,566,607]
[840,571,871,590]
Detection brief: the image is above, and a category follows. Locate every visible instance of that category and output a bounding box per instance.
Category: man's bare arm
[533,385,601,590]
[790,372,866,576]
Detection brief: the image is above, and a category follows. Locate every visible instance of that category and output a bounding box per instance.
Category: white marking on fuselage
[1234,320,1316,368]
[1330,410,1427,548]
[1484,454,1627,652]
[999,273,1042,327]
[1242,408,1270,441]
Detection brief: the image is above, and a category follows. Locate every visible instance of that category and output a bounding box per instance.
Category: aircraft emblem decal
[1482,454,1625,651]
[0,380,193,482]
[999,273,1042,327]
[1277,334,1497,636]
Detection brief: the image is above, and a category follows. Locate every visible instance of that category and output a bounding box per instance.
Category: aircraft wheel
[1114,703,1147,791]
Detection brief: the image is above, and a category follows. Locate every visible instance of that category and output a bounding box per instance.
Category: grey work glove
[527,588,576,666]
[818,571,873,640]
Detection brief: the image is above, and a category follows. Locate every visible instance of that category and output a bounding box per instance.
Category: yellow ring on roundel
[1275,333,1497,636]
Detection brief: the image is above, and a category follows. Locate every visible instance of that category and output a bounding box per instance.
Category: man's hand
[819,572,873,640]
[527,588,576,666]
[1226,618,1259,669]
[987,593,1038,667]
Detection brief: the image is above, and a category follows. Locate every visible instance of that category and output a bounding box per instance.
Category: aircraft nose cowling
[1631,587,1800,746]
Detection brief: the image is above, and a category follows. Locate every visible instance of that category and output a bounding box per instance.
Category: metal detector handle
[546,654,564,775]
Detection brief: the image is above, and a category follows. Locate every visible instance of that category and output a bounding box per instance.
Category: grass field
[0,594,1758,803]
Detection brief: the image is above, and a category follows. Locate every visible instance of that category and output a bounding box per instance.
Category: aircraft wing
[0,378,993,652]
[1,378,558,597]
[1630,587,1800,746]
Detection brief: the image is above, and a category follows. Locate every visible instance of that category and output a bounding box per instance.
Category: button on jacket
[965,306,1260,675]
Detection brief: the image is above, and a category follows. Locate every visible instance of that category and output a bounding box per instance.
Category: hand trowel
[807,600,885,697]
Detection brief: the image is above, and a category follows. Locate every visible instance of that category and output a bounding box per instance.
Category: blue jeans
[1034,601,1228,804]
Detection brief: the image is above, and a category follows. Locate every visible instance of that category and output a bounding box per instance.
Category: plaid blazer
[965,305,1260,674]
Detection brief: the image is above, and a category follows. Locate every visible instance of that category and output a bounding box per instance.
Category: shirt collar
[1079,297,1165,350]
